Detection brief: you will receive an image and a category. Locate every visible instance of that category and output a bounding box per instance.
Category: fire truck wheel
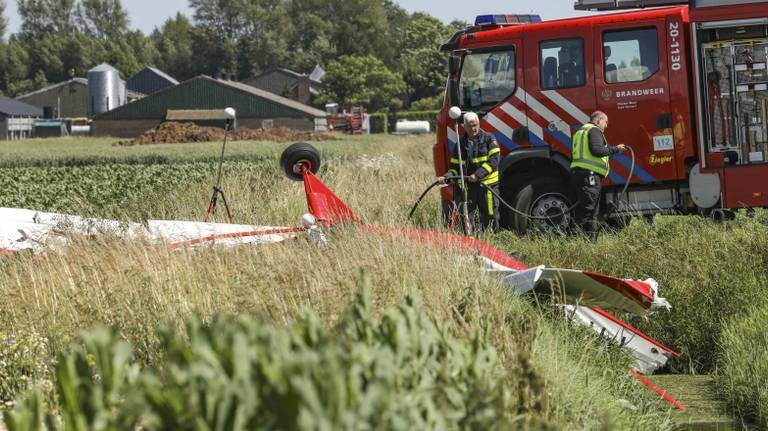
[509,177,575,234]
[280,142,321,181]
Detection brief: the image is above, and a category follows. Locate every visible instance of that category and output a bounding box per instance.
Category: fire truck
[435,0,768,233]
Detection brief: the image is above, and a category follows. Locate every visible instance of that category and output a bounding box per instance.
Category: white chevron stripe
[541,90,590,124]
[447,126,458,145]
[484,112,515,140]
[499,102,543,141]
[515,87,561,123]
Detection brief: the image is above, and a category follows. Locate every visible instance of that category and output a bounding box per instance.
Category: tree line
[0,0,463,112]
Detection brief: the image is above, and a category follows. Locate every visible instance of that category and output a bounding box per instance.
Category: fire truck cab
[435,0,768,232]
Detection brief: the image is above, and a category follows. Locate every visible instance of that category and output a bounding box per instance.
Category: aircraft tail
[303,171,358,225]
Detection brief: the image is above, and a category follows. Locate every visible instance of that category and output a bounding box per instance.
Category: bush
[367,112,388,134]
[4,277,523,430]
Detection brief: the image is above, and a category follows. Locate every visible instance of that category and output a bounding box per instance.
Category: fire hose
[408,146,636,224]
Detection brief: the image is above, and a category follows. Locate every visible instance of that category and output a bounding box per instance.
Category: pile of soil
[115,122,337,146]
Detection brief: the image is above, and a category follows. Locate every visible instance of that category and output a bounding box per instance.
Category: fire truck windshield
[458,48,516,112]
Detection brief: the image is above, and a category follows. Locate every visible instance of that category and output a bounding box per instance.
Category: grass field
[1,133,767,429]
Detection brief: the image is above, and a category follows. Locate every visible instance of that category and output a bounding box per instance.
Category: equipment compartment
[700,35,768,164]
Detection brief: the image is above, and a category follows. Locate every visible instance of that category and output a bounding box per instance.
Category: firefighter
[437,112,501,231]
[570,111,627,240]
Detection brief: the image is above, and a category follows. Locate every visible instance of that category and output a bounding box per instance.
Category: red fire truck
[435,0,768,233]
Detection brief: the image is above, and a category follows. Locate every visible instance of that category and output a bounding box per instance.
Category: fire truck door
[594,19,675,186]
[465,41,527,150]
[523,29,596,156]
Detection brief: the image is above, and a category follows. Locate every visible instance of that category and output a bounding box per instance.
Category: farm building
[127,67,179,96]
[16,76,144,119]
[0,96,44,140]
[91,75,327,137]
[244,68,323,105]
[16,78,89,118]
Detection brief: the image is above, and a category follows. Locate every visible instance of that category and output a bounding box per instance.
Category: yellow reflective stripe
[450,158,467,165]
[449,169,458,176]
[488,147,500,156]
[487,190,494,215]
[481,162,493,173]
[471,155,489,163]
[481,172,499,185]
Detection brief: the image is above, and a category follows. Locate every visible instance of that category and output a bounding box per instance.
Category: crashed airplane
[0,142,677,378]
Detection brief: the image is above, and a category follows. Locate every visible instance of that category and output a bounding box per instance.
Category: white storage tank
[394,119,431,134]
[87,63,125,116]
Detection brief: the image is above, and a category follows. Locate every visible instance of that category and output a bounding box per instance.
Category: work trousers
[455,183,500,232]
[571,168,602,241]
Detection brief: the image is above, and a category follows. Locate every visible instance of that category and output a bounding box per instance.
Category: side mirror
[448,78,460,108]
[449,54,462,75]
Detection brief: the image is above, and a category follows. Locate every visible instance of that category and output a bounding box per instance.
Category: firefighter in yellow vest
[437,112,501,231]
[570,111,626,240]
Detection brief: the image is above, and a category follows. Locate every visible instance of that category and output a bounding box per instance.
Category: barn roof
[0,95,44,116]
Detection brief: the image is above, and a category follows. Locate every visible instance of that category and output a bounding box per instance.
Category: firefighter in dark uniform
[438,112,501,231]
[570,111,626,240]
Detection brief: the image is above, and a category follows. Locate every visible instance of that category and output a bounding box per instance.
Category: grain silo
[87,63,125,116]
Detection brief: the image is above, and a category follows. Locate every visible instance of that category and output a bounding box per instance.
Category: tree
[188,0,256,79]
[150,13,198,80]
[235,0,293,76]
[399,13,455,106]
[17,0,76,38]
[59,32,103,79]
[189,0,250,39]
[0,39,32,95]
[76,0,129,40]
[317,55,405,112]
[281,0,335,72]
[0,0,7,41]
[326,0,401,67]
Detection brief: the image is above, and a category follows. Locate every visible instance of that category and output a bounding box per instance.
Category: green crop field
[1,134,766,429]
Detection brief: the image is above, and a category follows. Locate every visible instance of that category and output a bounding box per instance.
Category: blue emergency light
[474,14,542,26]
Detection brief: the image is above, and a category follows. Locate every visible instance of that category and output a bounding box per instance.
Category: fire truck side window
[458,48,516,110]
[540,38,585,89]
[603,27,659,84]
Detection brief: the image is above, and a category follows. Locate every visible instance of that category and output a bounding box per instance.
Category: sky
[3,0,604,36]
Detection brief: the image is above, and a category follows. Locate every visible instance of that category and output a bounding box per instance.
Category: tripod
[204,119,234,223]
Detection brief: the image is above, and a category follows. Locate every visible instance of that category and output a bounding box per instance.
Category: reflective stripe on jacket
[570,123,609,177]
[449,130,500,188]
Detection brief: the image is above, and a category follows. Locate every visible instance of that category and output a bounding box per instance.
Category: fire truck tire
[509,177,575,234]
[280,142,321,181]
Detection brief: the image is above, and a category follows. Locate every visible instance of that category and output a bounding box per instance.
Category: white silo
[87,63,125,116]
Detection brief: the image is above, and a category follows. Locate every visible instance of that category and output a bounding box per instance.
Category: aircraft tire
[280,142,321,181]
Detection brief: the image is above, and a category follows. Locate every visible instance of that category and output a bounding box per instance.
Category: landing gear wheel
[280,142,321,181]
[711,208,735,223]
[509,177,575,234]
[605,215,632,230]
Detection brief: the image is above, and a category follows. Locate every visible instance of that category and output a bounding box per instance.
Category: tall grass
[0,229,671,428]
[9,132,764,426]
[717,302,768,428]
[0,135,391,168]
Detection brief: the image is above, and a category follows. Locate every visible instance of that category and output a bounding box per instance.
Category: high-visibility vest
[570,123,610,177]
